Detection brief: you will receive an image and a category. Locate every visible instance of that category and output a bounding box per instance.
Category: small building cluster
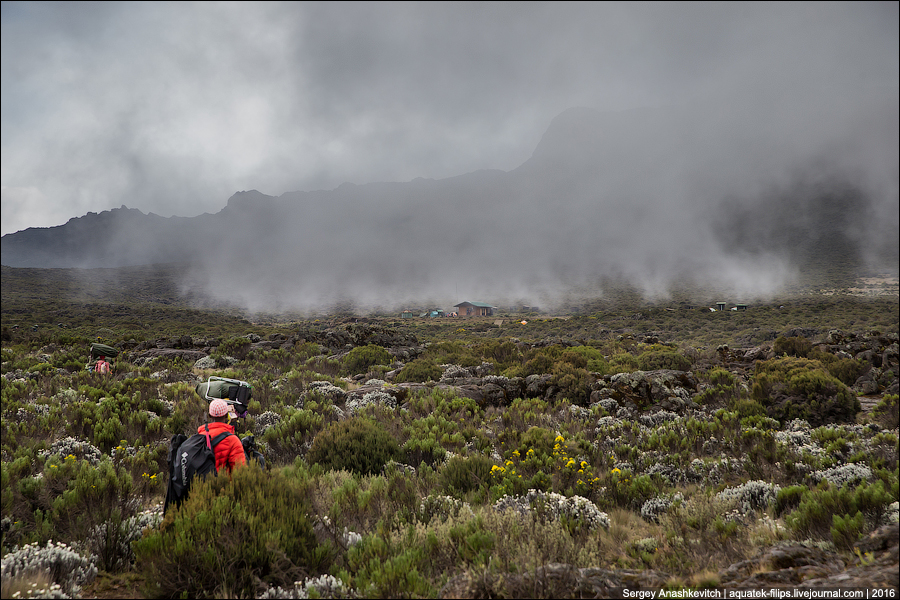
[398,300,497,318]
[712,302,748,312]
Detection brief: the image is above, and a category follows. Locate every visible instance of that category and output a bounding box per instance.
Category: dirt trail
[858,394,884,414]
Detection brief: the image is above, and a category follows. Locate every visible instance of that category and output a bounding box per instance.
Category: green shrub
[733,399,766,418]
[559,349,588,369]
[401,436,446,468]
[871,394,899,429]
[52,458,141,573]
[832,510,866,551]
[401,415,451,467]
[566,345,612,375]
[475,340,522,371]
[751,356,860,426]
[605,469,662,511]
[707,367,736,387]
[824,357,866,386]
[307,417,400,476]
[218,336,252,360]
[305,355,341,376]
[343,344,393,375]
[550,362,591,405]
[695,368,746,407]
[440,454,496,496]
[774,485,807,516]
[340,535,433,598]
[609,352,639,373]
[517,426,557,463]
[522,353,554,376]
[785,480,892,542]
[637,348,691,371]
[421,341,481,368]
[773,336,812,357]
[134,464,330,599]
[262,407,324,467]
[394,358,442,383]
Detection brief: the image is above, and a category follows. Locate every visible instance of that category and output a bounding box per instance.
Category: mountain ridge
[2,102,897,312]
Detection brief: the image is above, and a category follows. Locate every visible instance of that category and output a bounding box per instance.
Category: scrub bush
[871,394,899,429]
[637,347,692,371]
[260,403,325,465]
[342,344,392,375]
[751,356,860,426]
[217,336,252,360]
[50,458,138,572]
[716,480,780,514]
[522,353,555,377]
[773,336,812,357]
[785,480,893,542]
[440,454,495,496]
[565,345,612,374]
[708,367,736,386]
[775,485,807,516]
[475,339,522,371]
[420,340,481,368]
[550,361,591,405]
[605,469,662,511]
[307,417,400,476]
[394,358,442,383]
[819,355,867,386]
[831,510,866,550]
[609,352,639,373]
[133,463,330,599]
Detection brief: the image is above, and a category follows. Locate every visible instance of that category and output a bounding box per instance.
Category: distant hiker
[203,399,247,474]
[95,356,111,375]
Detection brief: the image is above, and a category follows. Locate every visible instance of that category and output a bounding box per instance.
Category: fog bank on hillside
[176,98,898,315]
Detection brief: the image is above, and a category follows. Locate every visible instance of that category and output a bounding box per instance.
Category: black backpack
[241,435,265,470]
[163,425,232,515]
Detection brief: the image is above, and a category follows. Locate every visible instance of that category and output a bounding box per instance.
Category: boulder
[595,370,698,412]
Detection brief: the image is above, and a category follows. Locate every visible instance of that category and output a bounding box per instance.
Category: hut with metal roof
[454,301,496,317]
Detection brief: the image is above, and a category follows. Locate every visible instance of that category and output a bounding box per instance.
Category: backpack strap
[210,431,232,447]
[203,423,233,449]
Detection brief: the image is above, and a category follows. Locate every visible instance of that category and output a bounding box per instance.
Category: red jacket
[198,422,246,473]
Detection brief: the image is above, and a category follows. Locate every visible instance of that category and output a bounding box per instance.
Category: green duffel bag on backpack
[196,376,252,417]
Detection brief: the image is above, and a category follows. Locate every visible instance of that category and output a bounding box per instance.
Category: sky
[3,1,897,238]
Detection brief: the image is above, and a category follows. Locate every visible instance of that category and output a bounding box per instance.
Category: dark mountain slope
[2,101,896,310]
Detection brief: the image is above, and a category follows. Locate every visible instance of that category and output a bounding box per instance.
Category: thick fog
[2,2,897,313]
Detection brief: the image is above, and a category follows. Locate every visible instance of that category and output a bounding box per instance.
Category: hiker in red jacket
[202,399,246,473]
[95,356,111,375]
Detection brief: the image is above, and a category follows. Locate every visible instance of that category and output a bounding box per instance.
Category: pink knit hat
[209,399,230,417]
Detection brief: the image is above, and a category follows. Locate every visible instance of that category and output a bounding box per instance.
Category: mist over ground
[177,98,898,315]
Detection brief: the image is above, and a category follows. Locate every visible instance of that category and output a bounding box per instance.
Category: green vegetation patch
[751,356,861,427]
